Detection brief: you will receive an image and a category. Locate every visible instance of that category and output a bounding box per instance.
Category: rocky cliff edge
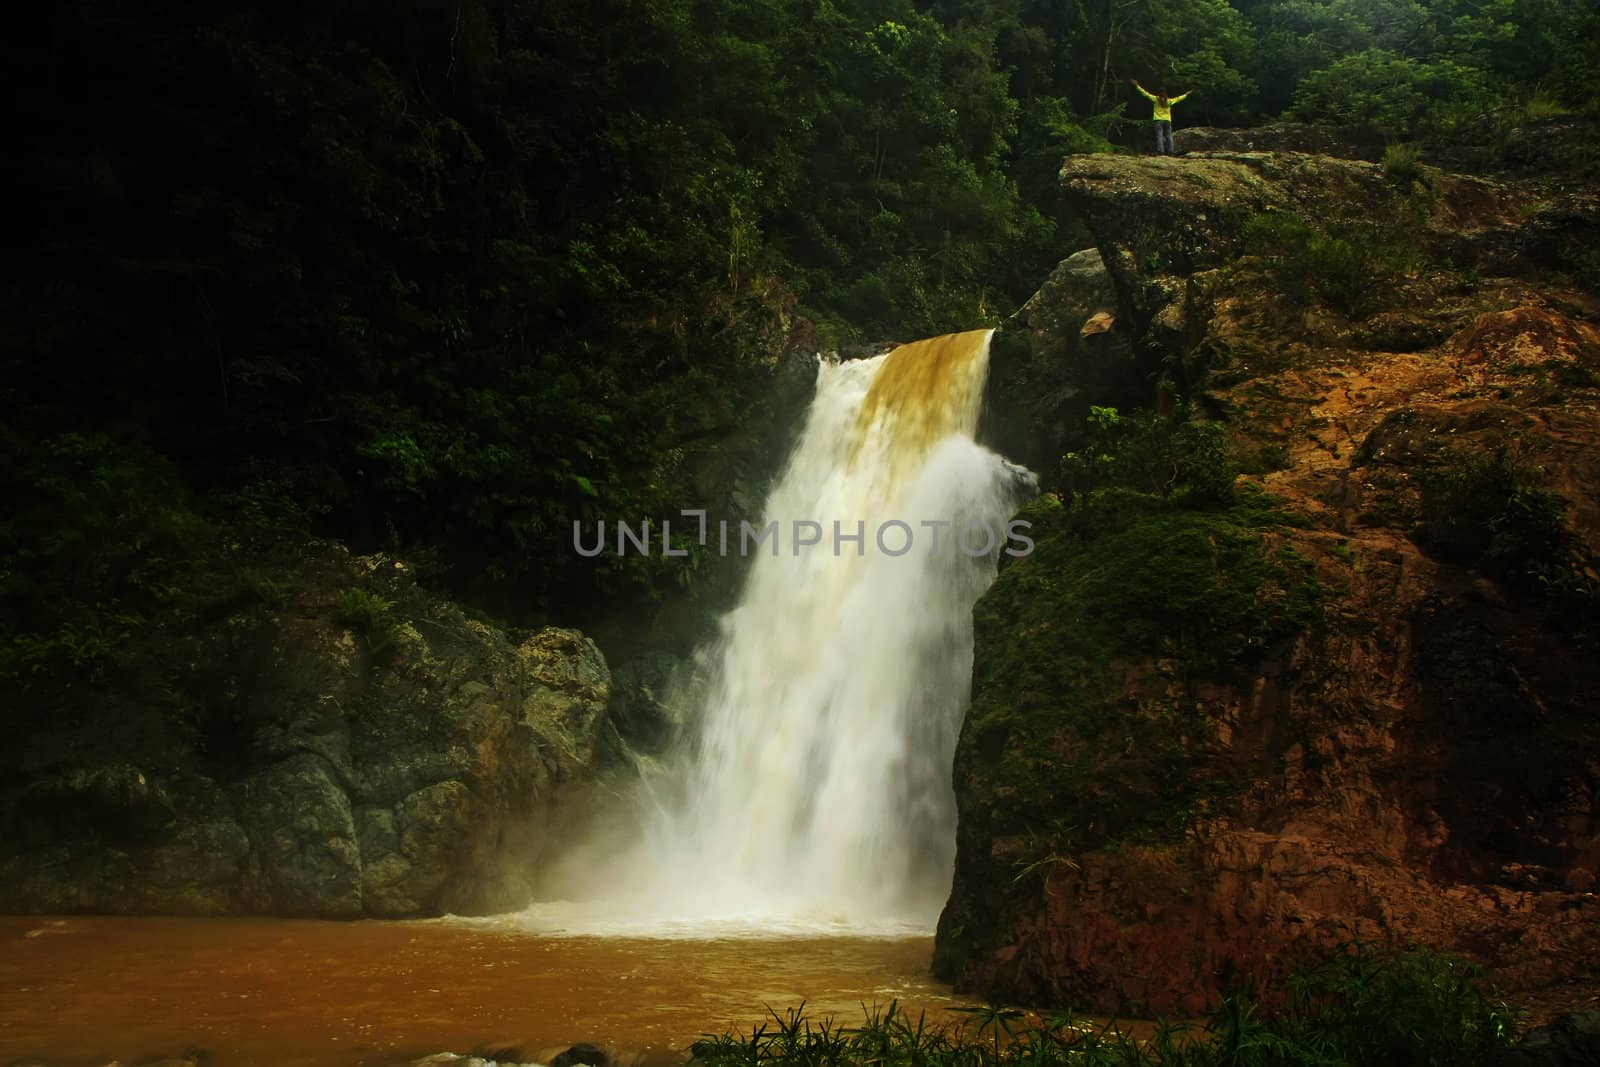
[942,134,1600,1018]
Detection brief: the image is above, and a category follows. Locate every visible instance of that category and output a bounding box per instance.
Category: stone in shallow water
[1495,1011,1600,1066]
[551,1043,610,1067]
[403,1056,542,1067]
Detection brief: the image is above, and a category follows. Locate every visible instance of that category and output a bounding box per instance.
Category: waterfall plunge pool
[0,915,961,1066]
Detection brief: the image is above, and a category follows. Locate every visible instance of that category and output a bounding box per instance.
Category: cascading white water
[522,329,1034,936]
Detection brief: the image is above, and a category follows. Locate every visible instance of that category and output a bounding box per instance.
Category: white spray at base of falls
[516,329,1035,937]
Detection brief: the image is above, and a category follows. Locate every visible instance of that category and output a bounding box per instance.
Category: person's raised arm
[1130,79,1157,102]
[1171,89,1194,104]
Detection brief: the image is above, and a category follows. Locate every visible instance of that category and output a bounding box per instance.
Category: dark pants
[1155,120,1174,155]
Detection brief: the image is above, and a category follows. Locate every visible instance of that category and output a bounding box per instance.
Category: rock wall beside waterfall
[978,248,1135,475]
[939,138,1600,1015]
[0,532,614,918]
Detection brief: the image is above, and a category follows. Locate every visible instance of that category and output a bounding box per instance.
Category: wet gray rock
[609,651,695,752]
[1020,249,1119,344]
[238,752,363,916]
[518,628,613,776]
[0,535,614,919]
[142,814,252,913]
[551,1043,611,1067]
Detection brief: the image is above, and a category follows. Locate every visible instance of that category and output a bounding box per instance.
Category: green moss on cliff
[968,487,1318,844]
[990,489,1313,682]
[938,483,1321,978]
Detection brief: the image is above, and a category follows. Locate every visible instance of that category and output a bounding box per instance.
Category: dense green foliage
[692,947,1515,1066]
[1061,405,1238,504]
[8,0,1598,639]
[0,432,204,681]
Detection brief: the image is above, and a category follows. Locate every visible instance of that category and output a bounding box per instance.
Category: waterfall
[525,329,1035,936]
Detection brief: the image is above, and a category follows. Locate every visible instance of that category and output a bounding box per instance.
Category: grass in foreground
[689,948,1517,1067]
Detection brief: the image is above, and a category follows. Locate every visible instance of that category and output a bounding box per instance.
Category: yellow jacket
[1137,86,1189,122]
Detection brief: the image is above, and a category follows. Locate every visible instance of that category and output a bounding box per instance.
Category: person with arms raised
[1131,79,1193,155]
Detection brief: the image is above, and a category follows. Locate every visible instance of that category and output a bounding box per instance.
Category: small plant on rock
[331,588,401,653]
[1382,142,1431,191]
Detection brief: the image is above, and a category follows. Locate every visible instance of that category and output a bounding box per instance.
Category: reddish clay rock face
[1444,306,1600,378]
[941,150,1600,1019]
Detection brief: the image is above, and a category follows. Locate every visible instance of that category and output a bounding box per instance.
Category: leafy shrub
[1282,947,1517,1067]
[233,567,290,609]
[1060,405,1164,498]
[1171,419,1239,504]
[209,463,334,531]
[1518,88,1573,121]
[0,431,203,682]
[1416,445,1596,611]
[688,947,1515,1066]
[1292,50,1494,136]
[1060,406,1237,504]
[197,565,292,622]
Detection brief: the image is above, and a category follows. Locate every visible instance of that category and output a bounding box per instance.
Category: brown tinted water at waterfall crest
[0,917,959,1066]
[851,328,992,470]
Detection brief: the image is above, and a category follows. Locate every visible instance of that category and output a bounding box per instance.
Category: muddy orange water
[0,916,965,1066]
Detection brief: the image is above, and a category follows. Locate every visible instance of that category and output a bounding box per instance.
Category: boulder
[551,1043,611,1067]
[0,534,614,918]
[1496,1011,1600,1066]
[979,248,1138,474]
[236,752,362,917]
